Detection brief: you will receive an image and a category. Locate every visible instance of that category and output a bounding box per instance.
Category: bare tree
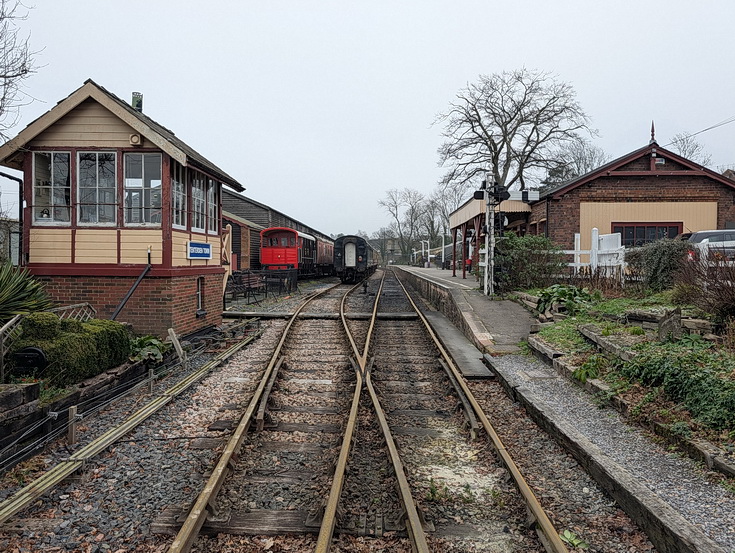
[378,188,425,260]
[436,69,594,190]
[419,197,442,247]
[0,0,36,139]
[431,180,472,229]
[542,138,610,187]
[668,133,712,167]
[370,226,396,264]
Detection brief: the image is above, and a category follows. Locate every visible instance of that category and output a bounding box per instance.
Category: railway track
[0,271,657,552]
[157,270,567,552]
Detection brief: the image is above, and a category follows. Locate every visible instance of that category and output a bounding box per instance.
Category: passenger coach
[260,227,333,276]
[334,235,378,283]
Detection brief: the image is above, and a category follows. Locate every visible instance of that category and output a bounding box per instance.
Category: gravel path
[491,353,735,551]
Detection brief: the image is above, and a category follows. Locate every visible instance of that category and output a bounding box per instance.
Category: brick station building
[530,134,735,250]
[0,80,244,337]
[451,131,735,268]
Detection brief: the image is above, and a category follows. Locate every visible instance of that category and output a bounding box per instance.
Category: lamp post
[421,239,430,267]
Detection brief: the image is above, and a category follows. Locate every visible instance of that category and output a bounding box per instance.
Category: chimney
[132,92,143,112]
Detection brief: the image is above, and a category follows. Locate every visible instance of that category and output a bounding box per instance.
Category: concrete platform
[396,266,535,355]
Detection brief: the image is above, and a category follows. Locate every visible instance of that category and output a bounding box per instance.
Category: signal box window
[78,152,116,224]
[191,174,206,232]
[124,153,162,225]
[33,152,71,223]
[171,162,187,229]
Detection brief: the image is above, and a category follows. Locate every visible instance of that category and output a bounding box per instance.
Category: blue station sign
[187,241,212,260]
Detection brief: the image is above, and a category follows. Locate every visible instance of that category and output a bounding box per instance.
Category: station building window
[33,152,71,223]
[78,152,116,224]
[196,276,206,317]
[124,153,162,225]
[612,223,682,247]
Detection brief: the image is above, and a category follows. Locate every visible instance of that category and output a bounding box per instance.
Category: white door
[345,243,357,267]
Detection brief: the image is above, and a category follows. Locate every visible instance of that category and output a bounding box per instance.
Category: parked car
[677,230,735,261]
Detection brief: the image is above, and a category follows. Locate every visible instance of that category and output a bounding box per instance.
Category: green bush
[130,335,170,366]
[11,316,132,386]
[59,318,84,333]
[536,284,597,315]
[82,319,131,367]
[615,341,735,431]
[20,312,61,340]
[11,332,97,386]
[494,233,566,293]
[625,239,689,292]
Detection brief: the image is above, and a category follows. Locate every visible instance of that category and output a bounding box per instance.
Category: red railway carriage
[260,227,334,276]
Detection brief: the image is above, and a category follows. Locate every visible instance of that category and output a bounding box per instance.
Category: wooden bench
[226,272,267,304]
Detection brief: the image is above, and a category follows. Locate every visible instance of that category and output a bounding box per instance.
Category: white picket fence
[564,228,625,279]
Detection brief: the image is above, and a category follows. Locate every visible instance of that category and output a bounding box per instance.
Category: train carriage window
[290,237,296,246]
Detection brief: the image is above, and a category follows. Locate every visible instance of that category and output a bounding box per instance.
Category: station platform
[394,265,732,553]
[396,265,535,356]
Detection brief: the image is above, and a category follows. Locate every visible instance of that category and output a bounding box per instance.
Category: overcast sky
[1,0,734,237]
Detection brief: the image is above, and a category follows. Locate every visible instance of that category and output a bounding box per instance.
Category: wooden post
[68,405,78,445]
[148,368,155,394]
[167,328,188,370]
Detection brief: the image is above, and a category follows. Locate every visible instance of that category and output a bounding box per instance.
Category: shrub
[676,253,735,324]
[0,262,53,324]
[10,317,132,386]
[20,312,61,340]
[59,318,84,333]
[83,319,131,367]
[625,239,689,292]
[130,335,170,366]
[536,284,597,315]
[494,233,566,293]
[615,342,735,431]
[11,332,97,386]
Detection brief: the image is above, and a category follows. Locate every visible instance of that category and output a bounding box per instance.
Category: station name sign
[187,241,212,260]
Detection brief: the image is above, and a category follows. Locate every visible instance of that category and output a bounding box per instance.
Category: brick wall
[540,175,735,249]
[37,274,223,338]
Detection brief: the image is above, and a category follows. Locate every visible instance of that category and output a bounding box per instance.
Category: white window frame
[171,162,187,230]
[191,173,206,233]
[124,153,162,227]
[32,151,71,225]
[207,178,218,235]
[77,151,117,226]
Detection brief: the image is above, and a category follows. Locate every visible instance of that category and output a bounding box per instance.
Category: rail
[316,272,430,553]
[168,283,341,553]
[0,326,263,525]
[392,269,569,552]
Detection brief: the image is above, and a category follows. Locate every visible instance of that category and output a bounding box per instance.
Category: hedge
[10,313,132,386]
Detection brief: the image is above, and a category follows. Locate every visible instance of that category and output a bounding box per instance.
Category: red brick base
[37,274,223,338]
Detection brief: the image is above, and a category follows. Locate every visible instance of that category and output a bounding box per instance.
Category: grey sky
[1,0,734,237]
